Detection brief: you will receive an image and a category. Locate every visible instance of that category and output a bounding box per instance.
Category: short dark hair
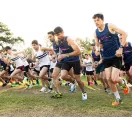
[5,46,11,51]
[54,26,63,34]
[32,40,38,45]
[47,31,55,36]
[92,13,104,20]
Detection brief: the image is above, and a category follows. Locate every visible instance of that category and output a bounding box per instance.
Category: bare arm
[95,51,100,56]
[108,23,127,46]
[41,47,53,52]
[67,37,81,56]
[79,55,83,66]
[94,32,100,48]
[98,54,103,64]
[31,51,36,62]
[94,32,100,56]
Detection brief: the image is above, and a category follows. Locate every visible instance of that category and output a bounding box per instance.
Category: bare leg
[39,67,49,87]
[74,74,85,93]
[61,70,75,83]
[9,69,23,81]
[52,67,61,92]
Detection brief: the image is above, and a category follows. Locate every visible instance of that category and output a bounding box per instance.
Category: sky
[0,0,131,49]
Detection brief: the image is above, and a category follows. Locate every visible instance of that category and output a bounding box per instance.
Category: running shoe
[51,92,63,98]
[2,83,7,87]
[82,92,87,101]
[70,83,76,92]
[120,79,129,94]
[112,98,123,107]
[40,87,47,92]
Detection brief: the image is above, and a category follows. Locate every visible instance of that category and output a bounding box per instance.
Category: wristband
[120,45,123,48]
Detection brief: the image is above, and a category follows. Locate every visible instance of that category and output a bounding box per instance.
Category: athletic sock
[122,79,125,84]
[48,86,53,90]
[113,91,121,99]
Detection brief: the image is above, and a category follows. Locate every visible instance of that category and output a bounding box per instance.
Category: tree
[44,36,52,48]
[0,22,24,50]
[75,37,92,54]
[23,47,33,60]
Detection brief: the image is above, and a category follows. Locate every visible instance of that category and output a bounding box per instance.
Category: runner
[53,27,87,100]
[99,44,110,92]
[31,40,53,93]
[20,56,38,85]
[0,59,9,86]
[83,54,95,86]
[0,46,24,83]
[47,31,76,98]
[120,35,132,84]
[91,44,100,85]
[93,13,128,106]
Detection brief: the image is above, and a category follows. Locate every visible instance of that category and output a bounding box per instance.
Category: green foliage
[23,47,33,59]
[75,37,93,54]
[0,22,24,50]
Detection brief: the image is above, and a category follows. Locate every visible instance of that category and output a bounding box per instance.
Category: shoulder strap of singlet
[128,42,131,47]
[95,23,108,39]
[105,23,108,28]
[104,23,110,33]
[58,36,68,46]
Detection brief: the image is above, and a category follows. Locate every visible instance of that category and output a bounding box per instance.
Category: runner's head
[119,34,127,46]
[47,31,55,42]
[85,54,89,59]
[4,46,12,54]
[92,13,104,28]
[31,40,39,50]
[54,26,64,40]
[91,43,96,51]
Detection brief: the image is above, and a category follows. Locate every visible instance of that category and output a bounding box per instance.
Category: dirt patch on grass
[1,107,132,117]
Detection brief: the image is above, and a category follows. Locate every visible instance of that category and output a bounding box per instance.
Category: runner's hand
[58,54,67,61]
[116,48,123,57]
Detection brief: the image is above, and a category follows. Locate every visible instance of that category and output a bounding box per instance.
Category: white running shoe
[70,83,76,92]
[40,87,46,92]
[82,92,87,101]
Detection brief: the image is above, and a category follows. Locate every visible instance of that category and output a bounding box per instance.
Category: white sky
[0,0,132,49]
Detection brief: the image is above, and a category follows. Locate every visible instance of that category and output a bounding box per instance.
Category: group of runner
[0,13,132,107]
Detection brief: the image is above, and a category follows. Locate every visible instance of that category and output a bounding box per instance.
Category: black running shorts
[86,71,94,75]
[103,57,122,69]
[55,62,62,69]
[125,62,132,71]
[61,61,80,75]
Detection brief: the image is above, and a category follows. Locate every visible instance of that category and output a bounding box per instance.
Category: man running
[47,31,76,98]
[91,44,100,85]
[53,27,87,100]
[120,35,132,84]
[93,13,128,106]
[83,54,95,86]
[31,40,53,93]
[1,46,24,83]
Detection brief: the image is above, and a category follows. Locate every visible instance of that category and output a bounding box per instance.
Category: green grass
[0,77,132,117]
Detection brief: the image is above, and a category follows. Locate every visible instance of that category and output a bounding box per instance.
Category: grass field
[0,76,132,117]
